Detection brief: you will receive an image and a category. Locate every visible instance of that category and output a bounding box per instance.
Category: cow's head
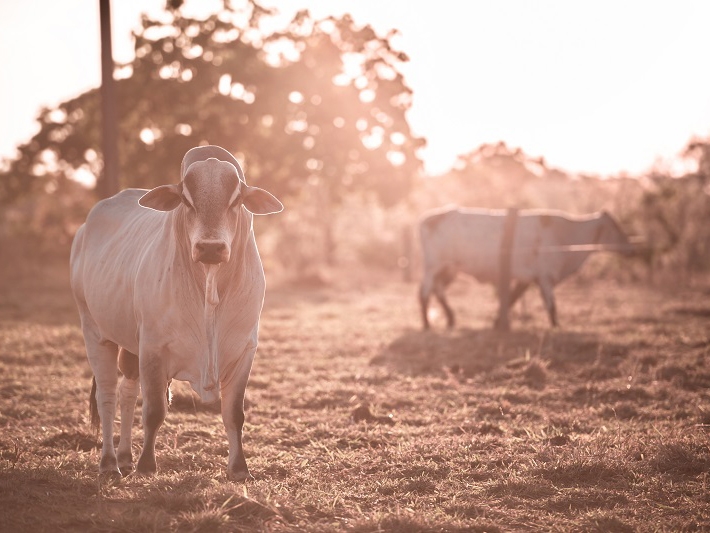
[138,148,282,265]
[598,210,632,255]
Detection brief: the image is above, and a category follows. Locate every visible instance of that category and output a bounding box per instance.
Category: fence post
[496,207,519,331]
[401,225,412,282]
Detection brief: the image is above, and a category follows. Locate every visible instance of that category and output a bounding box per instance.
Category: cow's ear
[139,184,182,212]
[242,185,283,215]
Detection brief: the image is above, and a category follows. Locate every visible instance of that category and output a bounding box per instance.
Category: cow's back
[419,208,563,284]
[420,208,508,282]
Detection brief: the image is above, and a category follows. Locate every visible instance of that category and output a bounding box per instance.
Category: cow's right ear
[139,184,182,212]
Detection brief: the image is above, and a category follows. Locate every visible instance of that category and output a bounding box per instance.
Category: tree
[0,0,424,262]
[445,142,565,209]
[638,139,710,283]
[685,138,710,185]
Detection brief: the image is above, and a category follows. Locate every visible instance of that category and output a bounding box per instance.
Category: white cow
[419,207,631,330]
[70,145,283,481]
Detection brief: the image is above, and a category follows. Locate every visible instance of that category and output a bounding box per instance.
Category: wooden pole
[99,0,119,198]
[495,207,519,331]
[401,225,412,282]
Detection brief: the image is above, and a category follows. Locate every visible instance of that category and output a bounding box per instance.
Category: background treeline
[1,1,708,285]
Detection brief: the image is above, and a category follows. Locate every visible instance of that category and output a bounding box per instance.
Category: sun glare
[72,166,97,188]
[1,0,709,180]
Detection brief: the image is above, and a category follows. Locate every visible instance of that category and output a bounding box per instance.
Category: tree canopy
[0,0,425,208]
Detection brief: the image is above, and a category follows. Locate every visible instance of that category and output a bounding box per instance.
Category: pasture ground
[1,248,709,532]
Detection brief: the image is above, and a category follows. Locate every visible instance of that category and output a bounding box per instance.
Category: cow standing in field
[419,207,631,330]
[70,145,283,482]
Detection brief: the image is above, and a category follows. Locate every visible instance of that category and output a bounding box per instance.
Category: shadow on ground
[374,326,628,379]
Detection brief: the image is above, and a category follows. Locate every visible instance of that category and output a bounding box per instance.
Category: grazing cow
[419,207,631,330]
[70,145,283,482]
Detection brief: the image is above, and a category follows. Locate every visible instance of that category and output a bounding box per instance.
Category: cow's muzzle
[194,240,230,264]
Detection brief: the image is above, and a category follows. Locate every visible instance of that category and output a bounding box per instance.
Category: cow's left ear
[139,184,182,212]
[242,185,284,215]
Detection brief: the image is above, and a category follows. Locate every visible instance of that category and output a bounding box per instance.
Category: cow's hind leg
[221,349,256,482]
[85,333,120,481]
[433,268,456,329]
[537,278,558,327]
[136,355,169,475]
[419,271,435,329]
[116,348,140,475]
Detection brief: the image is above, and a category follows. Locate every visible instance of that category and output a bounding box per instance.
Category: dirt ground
[1,249,709,532]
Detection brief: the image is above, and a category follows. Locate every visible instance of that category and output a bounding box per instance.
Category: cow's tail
[89,377,100,434]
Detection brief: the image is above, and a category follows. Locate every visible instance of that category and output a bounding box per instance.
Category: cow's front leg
[433,268,456,329]
[509,280,531,308]
[221,351,256,482]
[136,355,169,475]
[494,281,531,330]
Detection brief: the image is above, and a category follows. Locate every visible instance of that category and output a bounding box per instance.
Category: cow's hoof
[135,456,157,476]
[227,468,254,482]
[99,469,122,486]
[135,466,156,477]
[117,452,133,475]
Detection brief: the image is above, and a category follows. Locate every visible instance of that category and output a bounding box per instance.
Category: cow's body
[418,207,630,329]
[70,146,282,481]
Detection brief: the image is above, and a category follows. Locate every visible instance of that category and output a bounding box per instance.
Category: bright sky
[1,0,709,177]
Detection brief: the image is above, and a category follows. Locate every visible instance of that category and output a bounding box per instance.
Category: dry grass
[1,248,710,532]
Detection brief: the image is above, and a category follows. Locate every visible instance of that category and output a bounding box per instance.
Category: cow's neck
[591,215,606,244]
[557,216,604,280]
[167,208,255,401]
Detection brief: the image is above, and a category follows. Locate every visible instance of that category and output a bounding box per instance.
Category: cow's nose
[195,241,229,264]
